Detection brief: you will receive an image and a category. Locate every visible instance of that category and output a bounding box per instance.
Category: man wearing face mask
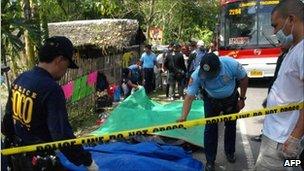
[1,36,99,171]
[255,0,304,170]
[177,53,248,171]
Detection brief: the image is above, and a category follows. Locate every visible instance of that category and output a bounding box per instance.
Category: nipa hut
[48,19,145,128]
[48,19,145,84]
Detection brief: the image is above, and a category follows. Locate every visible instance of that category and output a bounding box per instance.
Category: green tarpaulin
[91,87,205,147]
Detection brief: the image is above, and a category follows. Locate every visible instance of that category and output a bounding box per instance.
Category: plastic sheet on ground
[58,141,203,171]
[91,87,205,147]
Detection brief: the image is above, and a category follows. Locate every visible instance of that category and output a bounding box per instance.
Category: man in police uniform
[178,53,248,171]
[140,44,157,94]
[1,36,99,171]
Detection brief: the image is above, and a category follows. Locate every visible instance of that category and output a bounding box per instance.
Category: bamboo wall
[59,45,140,130]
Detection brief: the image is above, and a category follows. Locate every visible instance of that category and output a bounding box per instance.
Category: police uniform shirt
[128,64,140,83]
[140,52,156,69]
[187,57,247,99]
[2,66,92,166]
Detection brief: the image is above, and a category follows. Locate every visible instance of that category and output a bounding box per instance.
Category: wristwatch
[239,96,247,101]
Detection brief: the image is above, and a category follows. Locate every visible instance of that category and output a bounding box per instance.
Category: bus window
[224,0,258,47]
[220,0,279,49]
[258,2,279,46]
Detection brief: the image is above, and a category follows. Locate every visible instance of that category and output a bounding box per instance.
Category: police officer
[121,67,140,98]
[177,53,248,171]
[1,36,99,171]
[140,44,157,94]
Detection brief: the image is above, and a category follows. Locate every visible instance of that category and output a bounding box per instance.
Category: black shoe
[226,153,236,163]
[205,162,215,171]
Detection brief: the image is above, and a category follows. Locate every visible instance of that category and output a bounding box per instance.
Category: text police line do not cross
[1,102,303,156]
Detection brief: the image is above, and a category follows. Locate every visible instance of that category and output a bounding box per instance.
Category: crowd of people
[120,40,214,100]
[1,0,303,171]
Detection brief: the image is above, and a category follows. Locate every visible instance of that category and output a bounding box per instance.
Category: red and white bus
[218,0,282,78]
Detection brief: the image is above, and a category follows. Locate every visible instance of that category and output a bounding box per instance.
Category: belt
[207,90,239,102]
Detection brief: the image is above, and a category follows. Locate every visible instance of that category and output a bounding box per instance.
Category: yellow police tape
[1,102,303,156]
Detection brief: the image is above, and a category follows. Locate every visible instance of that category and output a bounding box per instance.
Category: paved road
[193,78,270,170]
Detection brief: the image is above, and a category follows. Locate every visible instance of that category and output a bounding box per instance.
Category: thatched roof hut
[48,19,145,83]
[48,19,144,52]
[47,19,145,126]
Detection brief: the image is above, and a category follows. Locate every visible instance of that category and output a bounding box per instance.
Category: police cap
[199,53,221,78]
[38,36,78,69]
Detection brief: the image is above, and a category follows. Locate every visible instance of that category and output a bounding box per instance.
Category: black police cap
[38,36,78,69]
[199,53,220,78]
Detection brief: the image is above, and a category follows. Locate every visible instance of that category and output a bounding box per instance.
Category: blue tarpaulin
[58,141,203,171]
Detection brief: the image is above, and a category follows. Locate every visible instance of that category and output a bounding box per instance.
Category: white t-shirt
[264,39,304,143]
[154,53,164,73]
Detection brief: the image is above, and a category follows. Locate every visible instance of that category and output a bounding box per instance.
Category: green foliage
[2,0,219,74]
[1,0,40,74]
[194,27,214,46]
[146,0,219,44]
[40,0,219,44]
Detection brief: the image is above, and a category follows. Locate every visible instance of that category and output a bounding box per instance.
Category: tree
[2,0,220,75]
[22,0,36,68]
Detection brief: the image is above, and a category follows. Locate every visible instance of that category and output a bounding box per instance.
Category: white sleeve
[297,51,304,81]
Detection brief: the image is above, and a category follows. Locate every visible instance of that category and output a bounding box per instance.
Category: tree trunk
[22,0,36,68]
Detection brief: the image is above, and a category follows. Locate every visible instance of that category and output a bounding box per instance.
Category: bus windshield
[219,0,279,49]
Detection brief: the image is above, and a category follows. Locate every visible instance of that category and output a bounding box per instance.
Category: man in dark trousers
[163,43,187,100]
[178,53,249,171]
[1,36,98,171]
[163,42,174,97]
[140,44,157,94]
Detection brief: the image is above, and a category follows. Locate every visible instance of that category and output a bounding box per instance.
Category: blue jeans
[204,91,238,163]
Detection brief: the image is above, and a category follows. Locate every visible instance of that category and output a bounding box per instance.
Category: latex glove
[282,136,303,158]
[87,160,99,171]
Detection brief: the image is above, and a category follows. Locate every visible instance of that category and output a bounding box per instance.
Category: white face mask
[275,18,294,45]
